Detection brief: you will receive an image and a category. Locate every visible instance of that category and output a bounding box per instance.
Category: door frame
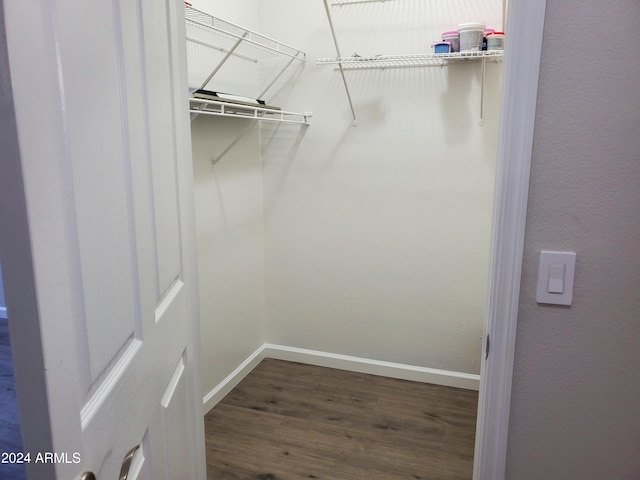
[473,1,547,479]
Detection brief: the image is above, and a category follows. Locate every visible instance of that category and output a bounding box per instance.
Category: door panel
[58,0,140,385]
[117,0,164,332]
[157,353,190,479]
[141,0,182,295]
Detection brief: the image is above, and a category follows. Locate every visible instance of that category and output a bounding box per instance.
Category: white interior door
[1,1,206,479]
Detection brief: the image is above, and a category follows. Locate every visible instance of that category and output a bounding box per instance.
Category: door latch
[485,334,490,360]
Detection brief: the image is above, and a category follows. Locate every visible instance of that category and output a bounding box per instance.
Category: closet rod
[187,36,257,63]
[322,0,357,125]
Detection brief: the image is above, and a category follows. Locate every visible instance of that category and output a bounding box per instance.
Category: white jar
[486,32,505,51]
[457,22,486,52]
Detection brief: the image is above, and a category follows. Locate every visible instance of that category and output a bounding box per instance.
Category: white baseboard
[202,345,266,413]
[0,307,7,319]
[202,343,480,413]
[263,344,480,391]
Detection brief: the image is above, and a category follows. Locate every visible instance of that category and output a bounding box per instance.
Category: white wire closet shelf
[320,0,506,124]
[189,98,311,125]
[185,4,310,124]
[185,6,305,63]
[317,50,504,69]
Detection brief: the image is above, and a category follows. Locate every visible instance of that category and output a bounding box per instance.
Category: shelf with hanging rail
[319,0,504,124]
[316,50,504,70]
[189,97,311,125]
[184,3,310,124]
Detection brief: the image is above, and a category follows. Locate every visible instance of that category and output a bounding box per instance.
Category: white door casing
[1,0,206,479]
[473,1,547,479]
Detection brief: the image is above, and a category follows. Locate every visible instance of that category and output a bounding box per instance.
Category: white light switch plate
[536,251,576,305]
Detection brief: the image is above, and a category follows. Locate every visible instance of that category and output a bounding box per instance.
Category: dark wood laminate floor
[0,317,27,480]
[205,358,478,480]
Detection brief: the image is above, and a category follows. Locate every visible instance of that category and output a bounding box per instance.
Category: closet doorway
[188,1,544,479]
[0,0,544,478]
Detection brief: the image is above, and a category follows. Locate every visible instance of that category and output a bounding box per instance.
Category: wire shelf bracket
[322,0,358,126]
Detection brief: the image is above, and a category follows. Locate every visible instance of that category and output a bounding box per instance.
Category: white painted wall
[191,115,266,401]
[259,0,502,374]
[189,0,267,398]
[506,0,640,478]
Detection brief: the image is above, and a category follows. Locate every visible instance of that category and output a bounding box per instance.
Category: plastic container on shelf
[441,31,459,52]
[432,42,451,54]
[486,32,505,50]
[457,22,486,52]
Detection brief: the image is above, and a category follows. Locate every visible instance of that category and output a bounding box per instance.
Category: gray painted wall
[506,0,640,478]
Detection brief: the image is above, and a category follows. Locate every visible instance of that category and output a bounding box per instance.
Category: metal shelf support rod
[322,0,357,125]
[258,53,300,99]
[480,57,486,124]
[198,31,248,91]
[212,120,258,167]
